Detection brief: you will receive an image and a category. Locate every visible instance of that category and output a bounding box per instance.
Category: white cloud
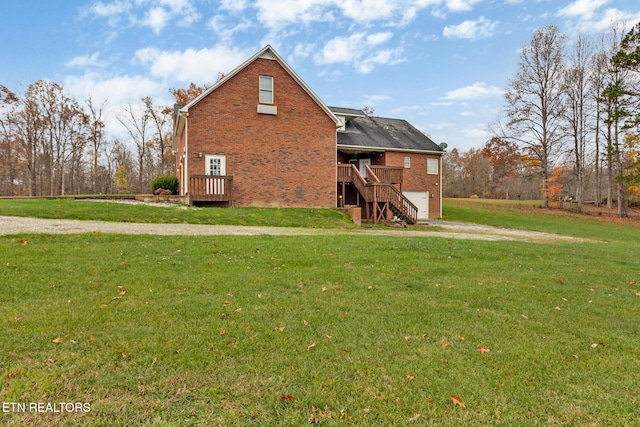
[134,45,250,84]
[460,111,476,117]
[220,0,248,12]
[143,7,170,34]
[252,0,444,32]
[316,32,403,73]
[362,94,393,106]
[445,0,482,13]
[64,72,159,106]
[556,1,640,35]
[367,32,394,45]
[88,0,131,18]
[86,0,199,33]
[444,82,503,100]
[290,43,316,63]
[463,127,489,138]
[208,15,253,42]
[443,16,498,40]
[428,121,456,130]
[65,52,105,69]
[557,0,610,20]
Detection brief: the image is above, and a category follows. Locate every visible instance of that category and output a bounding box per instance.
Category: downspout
[181,111,189,195]
[439,155,443,218]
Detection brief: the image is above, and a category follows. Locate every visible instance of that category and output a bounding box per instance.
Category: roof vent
[260,50,276,60]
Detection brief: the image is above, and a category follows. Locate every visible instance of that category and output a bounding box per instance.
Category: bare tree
[504,25,567,207]
[563,34,595,210]
[142,96,173,175]
[118,103,151,193]
[589,46,610,206]
[86,96,107,193]
[0,85,20,195]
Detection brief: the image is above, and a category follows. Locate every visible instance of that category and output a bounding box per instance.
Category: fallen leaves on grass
[14,239,27,245]
[408,413,420,422]
[52,337,63,343]
[307,342,316,351]
[477,345,490,354]
[406,374,415,380]
[308,406,322,424]
[5,371,22,379]
[450,395,466,408]
[279,394,296,401]
[441,339,448,348]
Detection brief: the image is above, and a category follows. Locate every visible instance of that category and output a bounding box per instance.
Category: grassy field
[1,199,639,425]
[0,198,355,229]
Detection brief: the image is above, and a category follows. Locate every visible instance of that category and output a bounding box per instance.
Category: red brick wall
[383,151,442,218]
[186,58,336,208]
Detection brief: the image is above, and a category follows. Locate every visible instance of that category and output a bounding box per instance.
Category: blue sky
[2,0,639,152]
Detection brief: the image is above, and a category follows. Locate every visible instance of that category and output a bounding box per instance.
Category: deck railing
[369,166,403,184]
[189,175,233,202]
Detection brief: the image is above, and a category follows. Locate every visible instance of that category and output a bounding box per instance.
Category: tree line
[445,21,640,217]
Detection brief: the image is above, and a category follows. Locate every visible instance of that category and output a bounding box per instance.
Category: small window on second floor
[404,156,411,168]
[427,158,439,174]
[259,76,273,104]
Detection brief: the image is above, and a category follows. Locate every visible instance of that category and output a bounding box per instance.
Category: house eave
[337,144,445,155]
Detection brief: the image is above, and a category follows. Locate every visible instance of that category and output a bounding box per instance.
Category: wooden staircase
[337,164,418,224]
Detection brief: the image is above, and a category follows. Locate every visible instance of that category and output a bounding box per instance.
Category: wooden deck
[337,164,417,224]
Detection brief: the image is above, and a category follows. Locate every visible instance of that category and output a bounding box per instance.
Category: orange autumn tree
[542,165,568,207]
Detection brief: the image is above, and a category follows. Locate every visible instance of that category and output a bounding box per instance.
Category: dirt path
[0,215,592,243]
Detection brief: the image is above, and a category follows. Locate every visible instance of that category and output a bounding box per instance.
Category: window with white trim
[404,156,411,168]
[427,158,438,174]
[259,76,273,104]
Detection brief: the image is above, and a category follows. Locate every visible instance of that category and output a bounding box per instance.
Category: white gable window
[259,76,273,104]
[404,156,411,168]
[427,158,438,174]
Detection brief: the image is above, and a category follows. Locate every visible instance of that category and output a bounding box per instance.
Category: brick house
[173,45,445,222]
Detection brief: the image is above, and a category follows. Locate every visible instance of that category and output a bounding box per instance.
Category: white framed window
[259,76,273,104]
[205,155,226,176]
[427,158,438,175]
[404,156,411,168]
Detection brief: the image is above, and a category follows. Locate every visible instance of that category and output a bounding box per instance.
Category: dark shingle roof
[329,107,443,153]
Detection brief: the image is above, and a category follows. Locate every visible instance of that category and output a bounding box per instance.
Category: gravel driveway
[0,215,589,243]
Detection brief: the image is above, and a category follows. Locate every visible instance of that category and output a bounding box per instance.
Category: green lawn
[1,199,639,425]
[0,198,355,229]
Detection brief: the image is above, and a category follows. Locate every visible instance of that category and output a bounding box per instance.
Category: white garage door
[403,191,429,220]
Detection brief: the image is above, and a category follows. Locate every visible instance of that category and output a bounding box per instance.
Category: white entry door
[204,155,227,195]
[403,191,429,220]
[359,158,371,178]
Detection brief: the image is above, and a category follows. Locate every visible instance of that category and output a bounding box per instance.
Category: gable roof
[329,107,444,154]
[174,45,339,137]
